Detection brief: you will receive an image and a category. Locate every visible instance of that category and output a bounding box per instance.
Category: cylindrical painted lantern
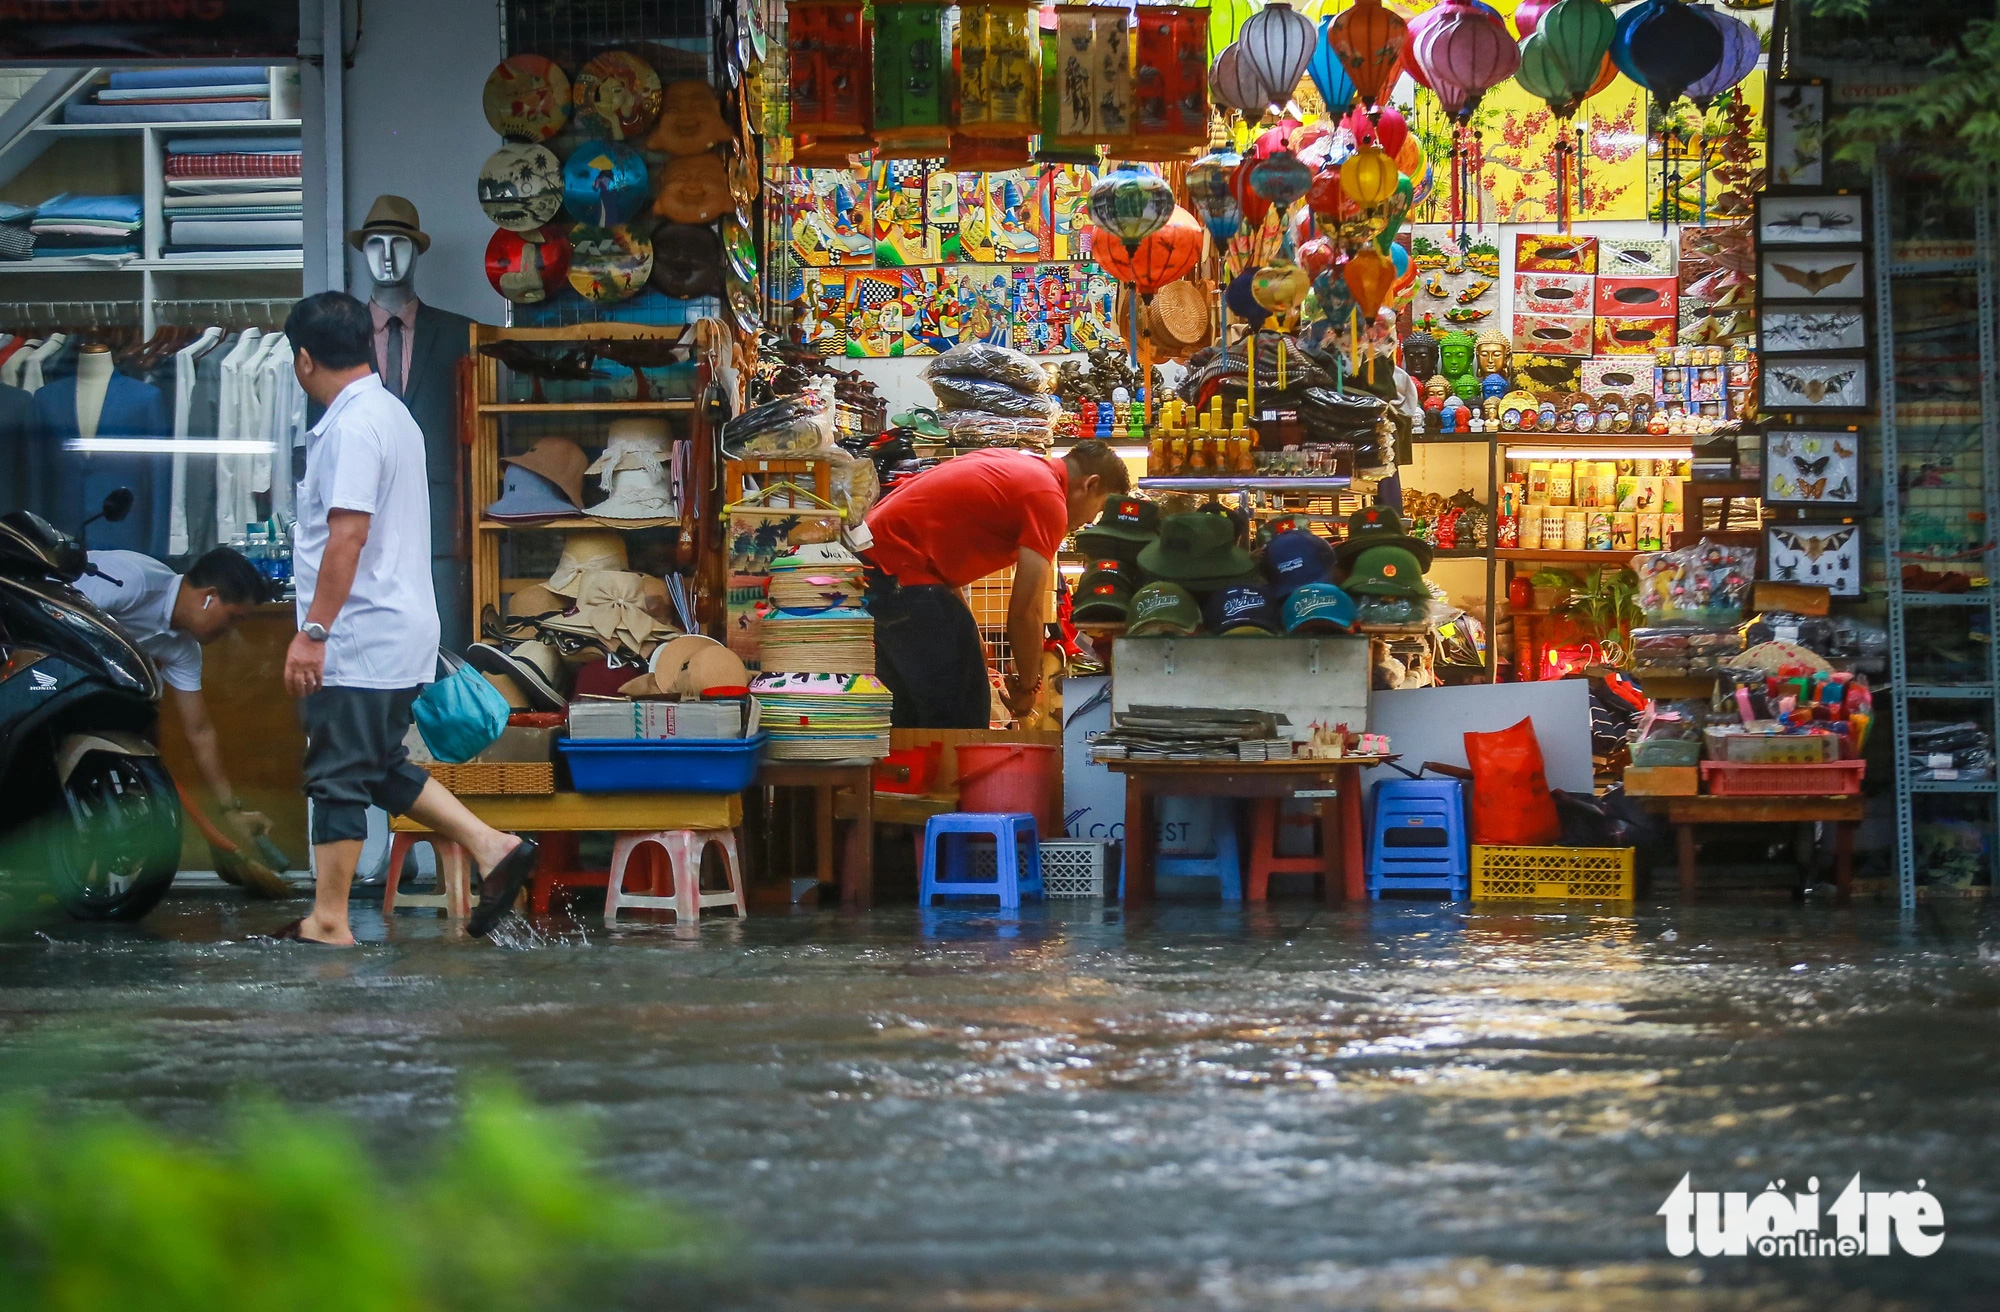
[1051,5,1135,153]
[957,0,1040,139]
[789,0,871,138]
[874,0,952,156]
[1128,3,1211,159]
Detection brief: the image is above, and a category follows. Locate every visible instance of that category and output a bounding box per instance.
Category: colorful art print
[1045,164,1097,261]
[842,268,938,356]
[1413,79,1647,224]
[789,168,875,268]
[1756,191,1865,246]
[1066,266,1121,352]
[1582,356,1651,397]
[1766,523,1861,596]
[953,264,1017,346]
[795,267,850,356]
[1516,233,1599,275]
[1761,303,1867,354]
[1760,248,1866,301]
[1762,357,1869,411]
[1409,228,1498,326]
[1010,264,1074,354]
[1595,276,1677,317]
[1768,80,1825,188]
[1512,313,1593,355]
[1598,237,1674,277]
[1594,316,1674,355]
[962,169,1048,263]
[1512,353,1583,398]
[868,158,942,266]
[1764,429,1860,505]
[1513,271,1592,315]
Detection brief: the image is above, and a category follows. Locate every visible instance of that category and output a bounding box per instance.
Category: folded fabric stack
[0,202,32,261]
[765,543,867,610]
[163,136,303,257]
[29,194,141,259]
[66,67,272,125]
[748,672,893,760]
[756,606,876,674]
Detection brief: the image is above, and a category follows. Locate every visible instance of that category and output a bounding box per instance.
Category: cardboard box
[1516,232,1598,274]
[1595,276,1677,317]
[1582,355,1651,397]
[1595,316,1675,355]
[1625,765,1699,796]
[472,725,557,763]
[1513,313,1594,355]
[1514,271,1593,315]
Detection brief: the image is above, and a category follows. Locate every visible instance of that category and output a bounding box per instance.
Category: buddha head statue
[1438,330,1476,382]
[1474,328,1511,378]
[1402,330,1439,381]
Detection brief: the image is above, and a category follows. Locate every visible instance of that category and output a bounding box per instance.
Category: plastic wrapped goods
[721,393,834,459]
[926,374,1063,418]
[922,341,1050,393]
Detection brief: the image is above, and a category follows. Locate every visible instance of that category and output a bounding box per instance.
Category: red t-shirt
[864,449,1069,587]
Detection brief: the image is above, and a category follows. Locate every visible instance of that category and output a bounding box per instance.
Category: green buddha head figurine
[1452,371,1482,405]
[1439,330,1477,382]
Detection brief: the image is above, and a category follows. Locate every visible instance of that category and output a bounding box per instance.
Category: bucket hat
[1137,512,1256,583]
[541,570,677,658]
[502,436,588,507]
[484,464,578,522]
[1283,581,1358,633]
[1342,544,1430,600]
[466,636,569,711]
[1205,585,1279,636]
[1125,581,1201,637]
[347,194,430,253]
[546,530,630,595]
[585,418,677,521]
[1071,559,1135,623]
[1333,503,1434,569]
[1261,528,1336,598]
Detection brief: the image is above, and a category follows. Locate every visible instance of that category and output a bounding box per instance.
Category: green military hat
[1071,558,1135,623]
[1137,511,1257,584]
[1333,502,1434,569]
[1342,544,1430,600]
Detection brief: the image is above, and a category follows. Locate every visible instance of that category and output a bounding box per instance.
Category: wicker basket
[424,761,556,795]
[1470,845,1636,901]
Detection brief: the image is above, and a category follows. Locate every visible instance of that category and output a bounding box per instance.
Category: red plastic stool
[1246,799,1324,900]
[604,829,746,926]
[527,835,602,915]
[383,832,475,918]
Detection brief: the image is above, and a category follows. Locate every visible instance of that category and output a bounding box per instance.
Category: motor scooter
[0,490,183,920]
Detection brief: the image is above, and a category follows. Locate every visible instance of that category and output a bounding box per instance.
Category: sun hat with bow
[541,570,677,658]
[586,418,677,521]
[546,529,630,595]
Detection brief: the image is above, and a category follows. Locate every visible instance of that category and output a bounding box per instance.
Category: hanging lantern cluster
[787,0,873,162]
[953,0,1040,167]
[1411,0,1519,233]
[1514,0,1618,229]
[872,0,952,158]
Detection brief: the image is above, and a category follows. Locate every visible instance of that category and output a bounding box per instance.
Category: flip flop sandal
[254,918,340,945]
[890,406,947,440]
[466,837,541,938]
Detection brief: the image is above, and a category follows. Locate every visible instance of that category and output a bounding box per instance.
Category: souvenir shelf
[468,322,713,628]
[1870,169,2000,908]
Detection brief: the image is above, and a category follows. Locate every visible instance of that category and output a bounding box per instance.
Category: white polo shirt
[294,372,439,689]
[73,550,203,692]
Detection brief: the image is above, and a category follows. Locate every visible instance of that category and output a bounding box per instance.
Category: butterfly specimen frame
[1755,192,1866,247]
[1764,428,1861,507]
[1762,357,1870,412]
[1761,303,1868,354]
[1768,81,1825,188]
[1766,523,1863,597]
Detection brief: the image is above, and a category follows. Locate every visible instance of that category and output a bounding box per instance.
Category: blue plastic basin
[556,734,767,794]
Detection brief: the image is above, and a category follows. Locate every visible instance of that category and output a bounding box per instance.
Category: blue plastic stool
[1121,801,1244,900]
[1366,779,1469,898]
[920,813,1043,909]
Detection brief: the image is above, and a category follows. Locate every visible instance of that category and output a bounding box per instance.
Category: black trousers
[300,686,433,845]
[868,581,991,729]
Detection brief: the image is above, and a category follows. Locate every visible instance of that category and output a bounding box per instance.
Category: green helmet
[1342,544,1429,600]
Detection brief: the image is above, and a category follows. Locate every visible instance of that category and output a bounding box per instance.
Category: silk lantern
[1327,0,1408,111]
[1231,155,1273,228]
[1249,149,1313,215]
[1298,235,1337,279]
[1251,255,1309,315]
[1339,144,1399,209]
[1307,165,1354,225]
[1344,102,1407,157]
[1052,5,1135,152]
[788,0,872,139]
[1686,5,1759,110]
[1538,0,1618,101]
[1091,163,1175,366]
[1400,0,1500,90]
[1236,1,1318,114]
[1128,3,1212,157]
[1307,17,1357,115]
[1207,0,1258,63]
[1090,206,1202,296]
[1512,0,1559,38]
[1414,0,1520,122]
[873,0,951,156]
[1210,43,1270,115]
[1225,267,1272,330]
[1612,0,1723,111]
[1343,245,1396,321]
[955,0,1040,144]
[1516,32,1582,121]
[1186,151,1244,243]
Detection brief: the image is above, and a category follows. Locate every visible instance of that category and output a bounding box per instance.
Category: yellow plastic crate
[1470,845,1636,901]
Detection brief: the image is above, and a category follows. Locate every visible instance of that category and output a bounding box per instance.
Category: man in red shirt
[862,440,1129,726]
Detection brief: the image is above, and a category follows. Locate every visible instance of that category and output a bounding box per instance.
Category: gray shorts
[300,686,432,845]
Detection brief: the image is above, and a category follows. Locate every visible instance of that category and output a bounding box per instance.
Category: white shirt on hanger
[214,327,263,539]
[0,339,40,389]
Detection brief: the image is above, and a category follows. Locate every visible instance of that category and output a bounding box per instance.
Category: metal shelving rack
[1871,167,2000,909]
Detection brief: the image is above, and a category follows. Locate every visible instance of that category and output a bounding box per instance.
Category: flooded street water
[2,890,1995,1310]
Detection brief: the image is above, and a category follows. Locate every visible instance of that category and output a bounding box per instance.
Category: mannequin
[32,340,170,552]
[75,342,113,438]
[341,194,479,650]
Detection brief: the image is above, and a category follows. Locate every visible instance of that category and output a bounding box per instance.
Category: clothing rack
[0,297,295,335]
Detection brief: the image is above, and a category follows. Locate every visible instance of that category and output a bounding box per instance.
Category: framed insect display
[1760,248,1867,302]
[1761,303,1867,354]
[1764,429,1860,506]
[1768,80,1825,188]
[1766,523,1862,597]
[1756,192,1865,246]
[1762,357,1869,412]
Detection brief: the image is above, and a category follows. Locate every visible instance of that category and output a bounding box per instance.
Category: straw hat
[500,436,588,508]
[649,632,722,679]
[507,582,568,619]
[466,637,568,711]
[541,570,677,658]
[482,670,530,709]
[585,418,677,521]
[1151,280,1211,350]
[676,644,748,698]
[547,530,630,595]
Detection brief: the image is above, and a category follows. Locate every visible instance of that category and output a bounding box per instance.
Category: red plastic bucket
[954,743,1060,834]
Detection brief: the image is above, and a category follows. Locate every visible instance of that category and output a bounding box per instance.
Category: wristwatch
[301,621,330,642]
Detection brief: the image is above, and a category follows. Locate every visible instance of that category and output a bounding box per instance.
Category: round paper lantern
[1231,156,1273,228]
[1513,0,1560,38]
[1538,0,1618,101]
[1092,207,1203,296]
[1237,1,1319,113]
[1395,131,1424,175]
[1687,5,1759,109]
[1088,163,1176,253]
[1340,144,1399,208]
[1208,0,1259,62]
[1516,31,1582,120]
[1327,0,1409,109]
[1588,52,1619,97]
[1249,148,1313,212]
[1307,17,1358,114]
[1307,165,1353,220]
[1400,0,1501,89]
[1612,0,1723,109]
[1210,43,1270,115]
[1344,102,1408,158]
[1226,267,1273,329]
[1297,235,1338,279]
[1414,0,1521,122]
[1187,151,1245,243]
[1343,245,1397,320]
[1251,255,1310,314]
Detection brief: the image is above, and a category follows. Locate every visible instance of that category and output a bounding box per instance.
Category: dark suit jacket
[33,372,173,555]
[0,381,44,520]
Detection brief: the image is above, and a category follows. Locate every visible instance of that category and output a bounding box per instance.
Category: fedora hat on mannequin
[347,194,431,253]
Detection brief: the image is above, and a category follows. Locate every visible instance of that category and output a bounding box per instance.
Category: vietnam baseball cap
[1261,528,1336,598]
[1205,585,1279,636]
[1071,559,1135,623]
[1283,581,1358,633]
[1079,496,1160,542]
[1125,581,1201,637]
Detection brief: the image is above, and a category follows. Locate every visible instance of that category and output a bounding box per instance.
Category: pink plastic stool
[604,829,746,926]
[383,832,477,918]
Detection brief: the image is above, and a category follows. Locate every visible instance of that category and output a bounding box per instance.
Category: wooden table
[1104,757,1386,905]
[755,761,876,909]
[391,791,744,915]
[1648,793,1864,905]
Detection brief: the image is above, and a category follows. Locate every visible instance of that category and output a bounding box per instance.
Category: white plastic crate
[964,839,1110,898]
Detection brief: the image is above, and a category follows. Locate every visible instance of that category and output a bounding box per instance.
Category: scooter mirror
[100,489,134,523]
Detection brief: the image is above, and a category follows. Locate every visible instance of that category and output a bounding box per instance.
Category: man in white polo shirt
[266,291,537,945]
[75,546,276,883]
